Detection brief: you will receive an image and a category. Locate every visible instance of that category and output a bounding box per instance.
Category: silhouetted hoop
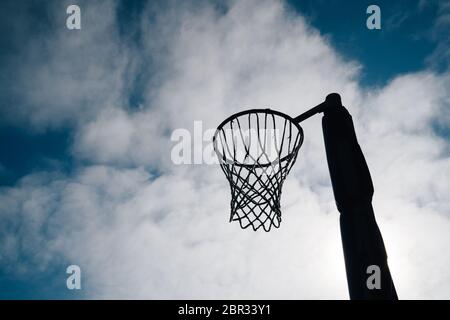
[213,108,304,231]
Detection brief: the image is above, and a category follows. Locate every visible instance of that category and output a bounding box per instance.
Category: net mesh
[213,110,304,231]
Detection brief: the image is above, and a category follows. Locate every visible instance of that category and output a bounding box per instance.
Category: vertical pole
[321,93,398,300]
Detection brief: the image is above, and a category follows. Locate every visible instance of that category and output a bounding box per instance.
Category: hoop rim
[213,108,304,168]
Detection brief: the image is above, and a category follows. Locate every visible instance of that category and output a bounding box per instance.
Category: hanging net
[213,109,304,231]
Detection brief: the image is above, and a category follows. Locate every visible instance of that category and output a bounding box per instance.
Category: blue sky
[0,0,447,187]
[290,0,448,82]
[1,0,448,188]
[0,0,449,299]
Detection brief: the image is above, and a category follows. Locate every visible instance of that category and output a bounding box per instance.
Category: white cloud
[1,0,128,129]
[0,0,449,299]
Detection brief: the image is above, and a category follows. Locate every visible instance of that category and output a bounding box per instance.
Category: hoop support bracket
[294,93,343,123]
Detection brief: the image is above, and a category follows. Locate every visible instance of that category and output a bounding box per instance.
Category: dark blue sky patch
[0,125,72,186]
[0,265,86,299]
[288,0,443,87]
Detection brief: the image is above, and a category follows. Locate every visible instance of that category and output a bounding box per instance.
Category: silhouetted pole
[321,93,398,300]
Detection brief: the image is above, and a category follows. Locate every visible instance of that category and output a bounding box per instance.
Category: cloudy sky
[0,0,449,299]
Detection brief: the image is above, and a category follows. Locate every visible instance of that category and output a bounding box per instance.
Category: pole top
[325,93,342,107]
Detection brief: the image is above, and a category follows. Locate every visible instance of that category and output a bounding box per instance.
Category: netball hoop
[213,109,304,231]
